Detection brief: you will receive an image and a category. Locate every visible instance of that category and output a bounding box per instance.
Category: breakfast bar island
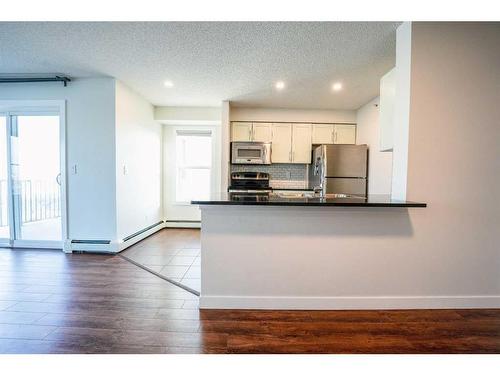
[193,195,429,310]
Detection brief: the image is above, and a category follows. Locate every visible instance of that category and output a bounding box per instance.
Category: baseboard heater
[70,239,112,254]
[122,221,164,242]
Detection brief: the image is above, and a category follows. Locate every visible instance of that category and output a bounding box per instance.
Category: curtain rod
[0,76,71,87]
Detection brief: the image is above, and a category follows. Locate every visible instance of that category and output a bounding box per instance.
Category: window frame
[174,130,213,204]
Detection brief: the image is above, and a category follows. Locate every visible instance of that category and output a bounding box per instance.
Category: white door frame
[0,100,67,250]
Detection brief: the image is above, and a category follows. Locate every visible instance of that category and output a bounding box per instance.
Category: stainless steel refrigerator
[308,144,368,197]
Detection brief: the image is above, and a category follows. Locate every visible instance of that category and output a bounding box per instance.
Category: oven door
[229,192,270,202]
[231,142,271,164]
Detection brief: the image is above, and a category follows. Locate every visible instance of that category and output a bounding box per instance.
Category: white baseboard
[165,221,201,228]
[199,295,500,310]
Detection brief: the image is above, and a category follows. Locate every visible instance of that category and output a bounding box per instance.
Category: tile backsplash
[230,164,309,189]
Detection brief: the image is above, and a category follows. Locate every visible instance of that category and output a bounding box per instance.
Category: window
[175,131,212,203]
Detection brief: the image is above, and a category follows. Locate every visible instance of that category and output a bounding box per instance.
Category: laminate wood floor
[0,228,499,354]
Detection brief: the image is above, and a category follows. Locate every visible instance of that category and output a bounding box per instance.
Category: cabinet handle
[331,131,334,143]
[249,128,252,141]
[289,151,292,162]
[334,131,338,143]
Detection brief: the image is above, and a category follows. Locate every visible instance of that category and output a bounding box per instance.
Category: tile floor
[121,228,201,292]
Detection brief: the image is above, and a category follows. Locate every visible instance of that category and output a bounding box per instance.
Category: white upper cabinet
[292,124,312,163]
[252,122,272,142]
[334,124,356,144]
[231,122,252,142]
[312,124,334,144]
[379,68,395,151]
[231,121,355,164]
[231,122,272,142]
[271,123,292,163]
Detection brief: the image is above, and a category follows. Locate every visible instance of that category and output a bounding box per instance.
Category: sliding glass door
[0,116,10,244]
[0,111,63,248]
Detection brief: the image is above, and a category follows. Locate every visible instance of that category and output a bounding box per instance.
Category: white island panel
[199,205,499,310]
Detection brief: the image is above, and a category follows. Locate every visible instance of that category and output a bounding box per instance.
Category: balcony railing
[0,179,61,227]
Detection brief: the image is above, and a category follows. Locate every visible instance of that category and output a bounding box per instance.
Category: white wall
[230,106,356,123]
[220,101,230,192]
[404,21,500,295]
[115,81,162,240]
[155,106,221,124]
[200,22,500,310]
[391,22,412,200]
[356,97,393,195]
[0,78,117,240]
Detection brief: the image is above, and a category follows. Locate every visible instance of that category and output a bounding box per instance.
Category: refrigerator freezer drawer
[324,178,367,196]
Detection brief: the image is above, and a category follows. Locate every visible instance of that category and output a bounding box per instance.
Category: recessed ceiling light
[164,80,174,88]
[332,82,343,91]
[275,81,285,90]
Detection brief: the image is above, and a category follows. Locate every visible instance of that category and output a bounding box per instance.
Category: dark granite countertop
[271,188,314,191]
[192,193,426,207]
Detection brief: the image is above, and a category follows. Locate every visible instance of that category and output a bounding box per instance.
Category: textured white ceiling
[0,22,400,109]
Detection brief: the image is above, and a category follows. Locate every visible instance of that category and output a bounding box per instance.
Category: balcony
[0,179,61,240]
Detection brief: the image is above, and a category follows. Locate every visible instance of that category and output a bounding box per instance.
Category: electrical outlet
[71,164,78,175]
[286,171,291,180]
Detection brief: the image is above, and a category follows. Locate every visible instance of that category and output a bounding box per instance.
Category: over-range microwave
[231,142,271,165]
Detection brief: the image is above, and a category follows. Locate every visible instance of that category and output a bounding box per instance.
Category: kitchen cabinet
[312,124,356,145]
[334,124,356,144]
[231,122,252,142]
[271,123,311,164]
[379,68,395,151]
[312,124,334,144]
[292,123,312,163]
[252,122,272,142]
[231,122,272,142]
[270,123,292,163]
[232,121,352,164]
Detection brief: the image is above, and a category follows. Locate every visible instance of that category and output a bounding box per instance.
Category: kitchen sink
[272,191,316,198]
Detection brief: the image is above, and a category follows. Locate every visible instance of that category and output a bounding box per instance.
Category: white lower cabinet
[291,124,312,163]
[271,123,292,163]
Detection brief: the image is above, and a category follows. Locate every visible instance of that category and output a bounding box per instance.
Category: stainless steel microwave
[231,142,271,165]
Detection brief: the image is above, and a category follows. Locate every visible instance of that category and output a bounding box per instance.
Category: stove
[228,172,272,193]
